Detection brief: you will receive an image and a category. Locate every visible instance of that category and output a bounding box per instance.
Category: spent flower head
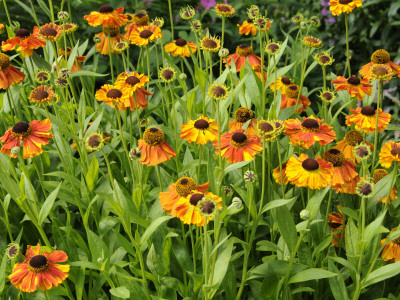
[5,243,20,260]
[356,180,374,198]
[58,11,69,21]
[247,5,260,19]
[353,142,371,161]
[180,6,196,20]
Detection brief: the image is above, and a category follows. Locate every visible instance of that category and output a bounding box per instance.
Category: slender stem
[272,55,278,119]
[324,189,333,234]
[190,225,197,274]
[107,29,114,82]
[132,93,142,139]
[216,100,222,170]
[168,82,179,172]
[276,139,285,198]
[168,0,174,40]
[146,45,151,89]
[260,139,266,209]
[48,0,55,22]
[3,0,12,27]
[384,162,398,211]
[203,221,209,291]
[156,165,163,192]
[294,47,311,119]
[29,0,40,27]
[197,144,203,182]
[219,17,226,75]
[372,80,383,168]
[259,32,265,117]
[345,14,351,77]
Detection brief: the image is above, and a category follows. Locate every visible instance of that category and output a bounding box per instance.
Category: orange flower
[94,27,126,55]
[286,154,334,189]
[124,11,150,39]
[38,23,62,41]
[137,127,176,166]
[228,107,258,135]
[237,19,257,36]
[84,5,127,28]
[174,191,222,226]
[115,72,153,110]
[269,76,294,95]
[180,116,218,145]
[331,75,372,101]
[334,130,373,162]
[360,50,398,80]
[372,169,398,204]
[214,129,262,163]
[58,47,86,72]
[284,116,336,149]
[381,228,400,262]
[323,149,360,194]
[8,244,69,292]
[1,119,53,159]
[95,84,129,110]
[1,28,46,57]
[329,0,362,16]
[159,177,209,215]
[273,162,289,185]
[165,39,197,57]
[129,25,163,46]
[224,44,261,72]
[29,85,57,104]
[346,106,391,133]
[0,53,26,89]
[280,84,311,113]
[328,211,345,247]
[379,141,400,168]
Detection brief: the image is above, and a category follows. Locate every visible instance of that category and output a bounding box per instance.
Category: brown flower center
[139,29,153,39]
[136,12,146,18]
[42,28,58,37]
[194,119,209,129]
[34,90,49,101]
[102,26,120,37]
[354,145,370,159]
[161,69,174,80]
[371,49,390,64]
[361,106,375,116]
[12,121,32,138]
[0,53,11,71]
[15,28,30,38]
[391,147,400,157]
[338,0,353,4]
[64,24,73,30]
[322,92,333,101]
[281,77,291,85]
[143,127,164,146]
[200,200,216,215]
[372,66,390,76]
[190,193,204,206]
[286,85,299,98]
[319,55,330,64]
[347,76,360,85]
[372,169,389,184]
[175,38,187,47]
[266,43,279,53]
[358,182,372,196]
[99,5,114,13]
[236,44,253,57]
[301,118,320,131]
[259,122,274,133]
[345,130,363,146]
[29,255,50,273]
[203,39,218,49]
[125,76,140,86]
[175,177,197,197]
[247,18,254,23]
[231,132,247,145]
[106,89,123,99]
[304,37,320,45]
[323,149,345,167]
[211,86,227,98]
[87,134,102,149]
[302,158,319,171]
[234,107,253,123]
[217,4,232,12]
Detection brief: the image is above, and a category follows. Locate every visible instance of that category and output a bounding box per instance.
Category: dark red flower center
[211,86,226,98]
[88,134,102,149]
[358,182,372,196]
[190,193,203,206]
[175,38,187,47]
[391,147,400,157]
[322,92,333,101]
[266,44,279,53]
[136,12,146,18]
[106,89,123,99]
[319,55,330,64]
[64,24,73,30]
[161,69,174,80]
[218,5,231,12]
[149,127,159,133]
[139,29,153,39]
[200,200,215,214]
[194,119,209,129]
[347,76,360,85]
[301,118,319,129]
[15,28,30,38]
[275,122,282,129]
[231,132,247,144]
[361,106,375,116]
[12,121,30,134]
[281,77,291,85]
[247,18,254,23]
[339,0,353,4]
[99,5,114,13]
[42,28,58,37]
[302,158,320,171]
[125,76,140,86]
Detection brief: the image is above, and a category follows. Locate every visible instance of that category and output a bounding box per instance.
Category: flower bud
[300,209,311,220]
[58,11,69,21]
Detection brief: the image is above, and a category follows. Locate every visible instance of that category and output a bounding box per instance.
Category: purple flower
[321,8,329,16]
[142,0,152,8]
[321,0,330,6]
[200,0,216,10]
[325,17,336,24]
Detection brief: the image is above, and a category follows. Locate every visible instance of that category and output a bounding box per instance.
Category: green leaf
[70,70,107,78]
[328,259,350,300]
[38,183,61,225]
[211,240,234,286]
[224,160,251,173]
[288,268,337,284]
[273,205,297,253]
[261,197,297,214]
[85,156,99,193]
[306,187,330,220]
[0,254,7,293]
[140,216,173,251]
[363,211,386,246]
[109,286,130,298]
[362,261,400,288]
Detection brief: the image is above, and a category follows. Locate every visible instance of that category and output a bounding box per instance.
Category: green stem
[259,32,265,117]
[384,162,398,211]
[216,100,222,171]
[345,14,351,77]
[219,17,226,75]
[168,0,174,40]
[3,0,12,27]
[372,80,383,168]
[294,47,311,119]
[276,139,285,198]
[146,45,151,89]
[107,28,114,82]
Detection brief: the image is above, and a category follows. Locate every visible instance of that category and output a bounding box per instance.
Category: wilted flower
[180,6,195,20]
[292,13,304,23]
[85,132,104,152]
[247,5,260,19]
[190,19,202,32]
[353,142,371,161]
[356,180,374,198]
[5,243,20,260]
